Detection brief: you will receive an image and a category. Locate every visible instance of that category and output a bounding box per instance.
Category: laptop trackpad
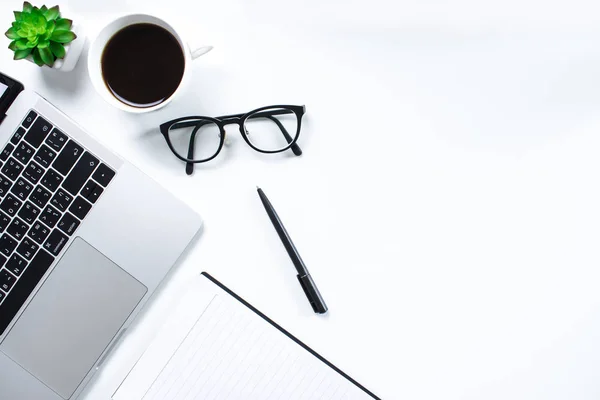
[0,238,147,399]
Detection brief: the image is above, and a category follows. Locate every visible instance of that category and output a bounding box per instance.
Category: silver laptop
[0,73,203,399]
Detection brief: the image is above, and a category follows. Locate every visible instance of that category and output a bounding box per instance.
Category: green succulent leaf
[44,6,59,21]
[21,13,33,25]
[32,48,44,66]
[5,27,19,39]
[35,16,47,29]
[49,41,65,58]
[27,12,46,33]
[30,7,43,19]
[14,11,23,20]
[54,18,72,30]
[37,39,49,48]
[15,39,29,50]
[13,48,32,60]
[50,29,76,43]
[44,20,55,38]
[28,38,39,48]
[22,2,33,13]
[8,40,17,51]
[38,46,54,66]
[40,5,48,13]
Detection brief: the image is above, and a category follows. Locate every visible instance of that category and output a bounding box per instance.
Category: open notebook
[113,273,379,400]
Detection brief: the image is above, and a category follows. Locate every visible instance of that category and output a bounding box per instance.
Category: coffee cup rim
[88,13,192,114]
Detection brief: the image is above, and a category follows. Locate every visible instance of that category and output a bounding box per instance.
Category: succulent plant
[4,2,77,67]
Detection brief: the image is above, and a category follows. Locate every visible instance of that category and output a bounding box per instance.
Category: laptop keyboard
[0,110,115,335]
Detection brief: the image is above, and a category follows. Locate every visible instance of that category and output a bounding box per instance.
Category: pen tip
[256,186,260,191]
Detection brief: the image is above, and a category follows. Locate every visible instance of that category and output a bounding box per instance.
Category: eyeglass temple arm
[186,124,202,175]
[261,115,302,156]
[170,109,302,156]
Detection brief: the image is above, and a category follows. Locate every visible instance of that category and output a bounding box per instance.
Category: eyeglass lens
[167,119,223,161]
[243,107,299,152]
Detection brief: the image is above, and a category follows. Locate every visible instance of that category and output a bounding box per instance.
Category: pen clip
[297,274,328,314]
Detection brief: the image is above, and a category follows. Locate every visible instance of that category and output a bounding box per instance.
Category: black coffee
[101,23,185,108]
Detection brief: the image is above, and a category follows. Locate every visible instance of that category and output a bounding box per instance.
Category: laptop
[0,72,203,400]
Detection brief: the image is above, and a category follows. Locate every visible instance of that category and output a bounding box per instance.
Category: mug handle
[190,45,213,60]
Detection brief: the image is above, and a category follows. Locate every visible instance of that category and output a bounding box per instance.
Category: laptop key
[13,142,35,165]
[17,238,39,260]
[11,127,26,145]
[43,230,67,256]
[69,196,92,219]
[30,186,52,209]
[18,201,40,224]
[92,163,116,187]
[45,128,68,151]
[40,205,61,228]
[23,161,44,184]
[2,158,23,181]
[11,178,33,201]
[51,189,72,212]
[52,140,83,175]
[0,269,16,292]
[34,145,56,168]
[7,218,28,241]
[57,212,80,236]
[62,152,99,195]
[0,233,18,256]
[5,254,26,276]
[0,254,6,268]
[0,212,10,231]
[0,175,11,197]
[0,143,14,161]
[0,248,54,335]
[0,194,22,217]
[28,222,50,245]
[87,184,104,203]
[41,169,63,192]
[80,180,96,198]
[22,110,37,128]
[24,116,52,148]
[81,180,104,203]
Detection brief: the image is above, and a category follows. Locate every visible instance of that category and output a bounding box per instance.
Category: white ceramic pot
[52,23,86,72]
[24,23,86,72]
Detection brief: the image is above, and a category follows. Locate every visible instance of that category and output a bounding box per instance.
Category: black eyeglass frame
[159,105,305,174]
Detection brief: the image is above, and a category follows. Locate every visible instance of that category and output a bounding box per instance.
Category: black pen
[257,187,328,314]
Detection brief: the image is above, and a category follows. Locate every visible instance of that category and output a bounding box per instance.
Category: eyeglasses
[159,105,305,175]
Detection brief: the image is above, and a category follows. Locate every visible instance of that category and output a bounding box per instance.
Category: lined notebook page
[113,275,375,400]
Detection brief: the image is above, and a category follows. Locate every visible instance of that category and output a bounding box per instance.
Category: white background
[3,0,600,399]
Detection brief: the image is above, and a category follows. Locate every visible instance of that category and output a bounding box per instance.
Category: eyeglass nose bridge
[213,116,244,143]
[218,115,243,127]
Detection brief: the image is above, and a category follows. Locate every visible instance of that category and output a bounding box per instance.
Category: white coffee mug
[88,14,212,113]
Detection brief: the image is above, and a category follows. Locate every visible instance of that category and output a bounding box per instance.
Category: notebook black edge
[201,272,382,400]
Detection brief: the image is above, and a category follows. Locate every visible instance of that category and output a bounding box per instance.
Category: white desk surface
[3,0,600,399]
